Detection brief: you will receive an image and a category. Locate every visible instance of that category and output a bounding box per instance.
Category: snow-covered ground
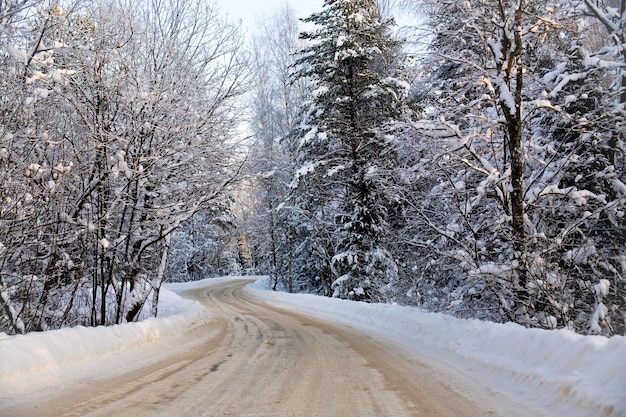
[1,276,624,417]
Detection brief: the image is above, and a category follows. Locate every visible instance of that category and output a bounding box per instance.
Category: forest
[0,0,624,337]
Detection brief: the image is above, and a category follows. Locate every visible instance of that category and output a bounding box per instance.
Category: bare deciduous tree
[0,0,249,334]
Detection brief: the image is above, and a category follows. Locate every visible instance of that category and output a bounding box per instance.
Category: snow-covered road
[0,279,518,416]
[1,277,624,416]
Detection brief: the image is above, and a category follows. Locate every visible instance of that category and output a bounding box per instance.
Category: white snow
[0,276,624,417]
[497,79,517,114]
[594,279,611,298]
[0,278,218,397]
[5,45,29,64]
[548,72,587,98]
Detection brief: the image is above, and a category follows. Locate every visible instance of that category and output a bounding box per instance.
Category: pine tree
[290,0,407,301]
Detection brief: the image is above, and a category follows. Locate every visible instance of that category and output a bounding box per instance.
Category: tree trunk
[498,0,528,302]
[509,0,528,298]
[152,235,171,318]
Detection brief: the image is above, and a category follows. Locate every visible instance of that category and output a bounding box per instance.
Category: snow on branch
[410,120,461,138]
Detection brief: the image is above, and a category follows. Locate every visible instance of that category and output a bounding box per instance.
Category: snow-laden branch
[583,0,623,44]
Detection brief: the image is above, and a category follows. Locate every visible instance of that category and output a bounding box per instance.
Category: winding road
[6,279,518,416]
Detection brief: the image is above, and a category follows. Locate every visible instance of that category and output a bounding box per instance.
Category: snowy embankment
[245,278,626,417]
[0,278,234,394]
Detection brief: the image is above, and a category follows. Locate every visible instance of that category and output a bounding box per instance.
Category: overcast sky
[215,0,325,33]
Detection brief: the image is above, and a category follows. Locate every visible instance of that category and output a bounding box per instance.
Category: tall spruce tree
[290,0,407,301]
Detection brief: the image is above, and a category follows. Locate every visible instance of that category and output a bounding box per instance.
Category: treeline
[0,0,247,334]
[244,0,625,336]
[1,0,624,337]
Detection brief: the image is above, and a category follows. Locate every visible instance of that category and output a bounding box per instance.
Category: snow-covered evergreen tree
[290,0,408,301]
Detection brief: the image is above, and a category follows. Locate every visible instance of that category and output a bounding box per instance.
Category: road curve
[8,279,508,417]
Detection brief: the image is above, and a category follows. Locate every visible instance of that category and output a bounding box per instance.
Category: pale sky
[215,0,325,33]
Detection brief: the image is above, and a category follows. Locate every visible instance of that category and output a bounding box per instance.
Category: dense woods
[245,0,625,336]
[0,0,247,332]
[1,0,624,337]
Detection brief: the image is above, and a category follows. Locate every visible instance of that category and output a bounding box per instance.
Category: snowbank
[0,279,221,392]
[245,278,626,417]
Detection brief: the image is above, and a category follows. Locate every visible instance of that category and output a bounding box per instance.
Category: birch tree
[246,5,310,292]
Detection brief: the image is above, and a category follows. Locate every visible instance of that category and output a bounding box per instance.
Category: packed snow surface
[1,276,624,417]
